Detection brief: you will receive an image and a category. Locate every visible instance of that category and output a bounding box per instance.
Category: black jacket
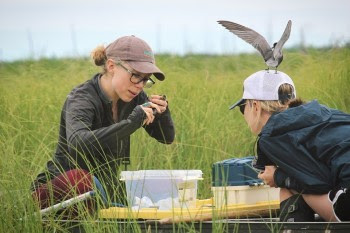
[32,73,175,190]
[257,100,350,194]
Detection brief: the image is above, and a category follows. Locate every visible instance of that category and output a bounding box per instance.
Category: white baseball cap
[229,70,296,110]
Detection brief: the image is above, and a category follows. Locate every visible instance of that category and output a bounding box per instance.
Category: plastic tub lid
[120,170,203,180]
[214,156,255,166]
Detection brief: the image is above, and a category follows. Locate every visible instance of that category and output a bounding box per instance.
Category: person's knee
[280,188,295,201]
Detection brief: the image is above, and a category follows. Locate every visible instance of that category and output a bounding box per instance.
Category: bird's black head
[272,42,277,49]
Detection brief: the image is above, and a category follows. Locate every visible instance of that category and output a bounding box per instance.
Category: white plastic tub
[212,185,280,207]
[120,170,203,210]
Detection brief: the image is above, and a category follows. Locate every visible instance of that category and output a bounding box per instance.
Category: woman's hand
[140,95,167,125]
[140,102,160,125]
[258,166,277,187]
[148,95,167,114]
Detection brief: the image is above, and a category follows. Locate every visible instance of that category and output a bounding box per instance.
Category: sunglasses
[238,100,247,114]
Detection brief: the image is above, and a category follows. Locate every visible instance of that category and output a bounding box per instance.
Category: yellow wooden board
[99,199,280,221]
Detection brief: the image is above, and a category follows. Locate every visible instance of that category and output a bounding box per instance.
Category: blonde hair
[91,45,108,73]
[249,83,301,114]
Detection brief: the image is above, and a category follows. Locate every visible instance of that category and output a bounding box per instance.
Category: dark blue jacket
[257,100,350,194]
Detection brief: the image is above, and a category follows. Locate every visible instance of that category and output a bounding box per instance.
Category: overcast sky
[1,0,350,61]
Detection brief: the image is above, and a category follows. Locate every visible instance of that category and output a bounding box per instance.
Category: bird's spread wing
[273,20,292,59]
[218,20,272,61]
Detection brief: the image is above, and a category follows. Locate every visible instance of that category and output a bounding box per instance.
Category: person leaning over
[31,35,175,214]
[229,70,350,222]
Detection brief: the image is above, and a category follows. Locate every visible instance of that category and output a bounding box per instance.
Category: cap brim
[128,61,165,81]
[229,98,245,110]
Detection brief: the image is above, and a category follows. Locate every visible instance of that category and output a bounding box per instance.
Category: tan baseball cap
[105,35,165,81]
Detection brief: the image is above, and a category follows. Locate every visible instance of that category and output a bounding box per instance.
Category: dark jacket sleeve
[65,96,145,157]
[259,136,333,194]
[135,91,175,144]
[274,168,304,191]
[144,106,175,144]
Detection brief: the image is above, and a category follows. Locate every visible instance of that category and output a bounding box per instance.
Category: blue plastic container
[212,156,262,187]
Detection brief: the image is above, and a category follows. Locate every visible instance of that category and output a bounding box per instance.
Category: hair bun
[91,45,107,66]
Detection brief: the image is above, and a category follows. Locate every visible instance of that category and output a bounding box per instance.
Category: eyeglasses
[116,62,155,86]
[238,100,247,114]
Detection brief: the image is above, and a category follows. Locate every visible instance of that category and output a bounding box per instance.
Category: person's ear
[252,101,262,116]
[106,59,116,73]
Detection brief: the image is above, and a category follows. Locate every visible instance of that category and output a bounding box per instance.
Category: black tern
[218,20,292,72]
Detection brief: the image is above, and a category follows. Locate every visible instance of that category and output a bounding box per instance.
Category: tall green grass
[0,48,349,232]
